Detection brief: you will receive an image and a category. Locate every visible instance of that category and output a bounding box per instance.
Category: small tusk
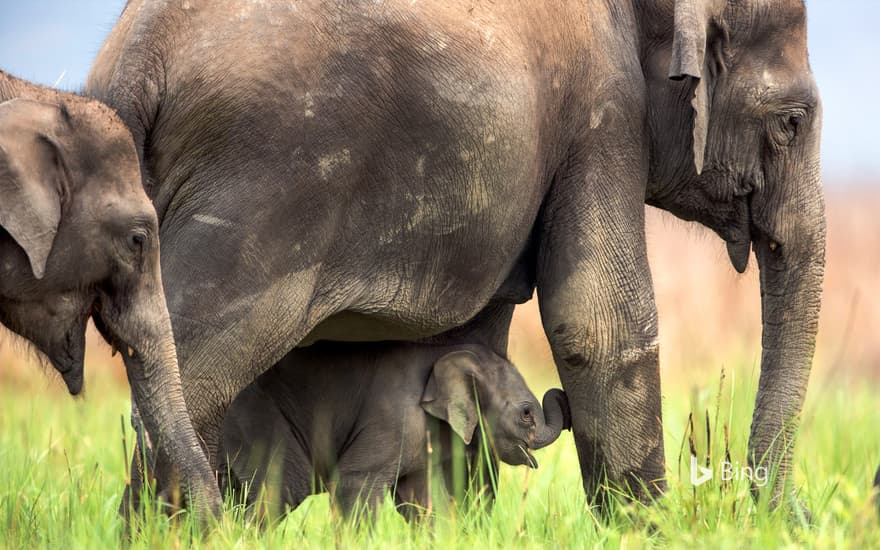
[111,345,118,357]
[768,241,778,251]
[519,445,537,468]
[127,347,135,357]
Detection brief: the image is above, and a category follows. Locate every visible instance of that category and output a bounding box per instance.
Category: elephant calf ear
[0,99,68,279]
[420,350,482,445]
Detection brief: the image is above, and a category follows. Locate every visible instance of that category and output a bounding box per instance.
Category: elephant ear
[0,98,69,279]
[421,350,482,445]
[668,0,719,175]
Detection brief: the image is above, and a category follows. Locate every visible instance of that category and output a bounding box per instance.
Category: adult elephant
[88,0,824,515]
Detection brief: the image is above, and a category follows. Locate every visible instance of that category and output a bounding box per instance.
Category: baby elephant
[220,342,570,518]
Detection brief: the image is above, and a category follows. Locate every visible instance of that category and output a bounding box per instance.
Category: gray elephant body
[89,0,825,512]
[220,342,569,517]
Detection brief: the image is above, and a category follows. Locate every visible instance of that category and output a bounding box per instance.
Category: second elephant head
[421,349,571,468]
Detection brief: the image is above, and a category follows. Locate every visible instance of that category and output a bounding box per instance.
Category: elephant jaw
[44,325,85,394]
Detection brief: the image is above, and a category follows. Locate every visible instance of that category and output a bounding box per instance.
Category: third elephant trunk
[749,162,825,499]
[532,389,572,450]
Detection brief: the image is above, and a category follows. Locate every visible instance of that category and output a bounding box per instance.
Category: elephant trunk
[532,389,572,450]
[749,154,825,501]
[100,246,221,521]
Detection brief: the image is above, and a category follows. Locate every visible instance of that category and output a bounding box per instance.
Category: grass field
[1,192,879,548]
[1,358,878,548]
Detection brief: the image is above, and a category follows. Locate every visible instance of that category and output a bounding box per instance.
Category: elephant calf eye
[521,407,532,422]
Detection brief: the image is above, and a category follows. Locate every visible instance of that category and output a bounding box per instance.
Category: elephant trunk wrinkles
[749,163,825,500]
[532,389,571,450]
[111,262,221,521]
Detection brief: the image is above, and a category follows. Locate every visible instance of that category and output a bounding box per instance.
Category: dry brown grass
[2,188,877,392]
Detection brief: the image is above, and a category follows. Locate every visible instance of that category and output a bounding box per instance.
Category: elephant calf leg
[333,471,397,519]
[222,412,315,519]
[394,471,431,521]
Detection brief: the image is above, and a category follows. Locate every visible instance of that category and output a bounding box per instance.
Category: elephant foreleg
[129,234,332,515]
[537,113,664,507]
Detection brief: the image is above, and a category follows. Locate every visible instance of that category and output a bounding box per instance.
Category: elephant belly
[301,312,438,345]
[304,226,533,345]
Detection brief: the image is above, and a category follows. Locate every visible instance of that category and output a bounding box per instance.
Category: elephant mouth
[518,445,538,469]
[103,326,140,366]
[91,307,141,370]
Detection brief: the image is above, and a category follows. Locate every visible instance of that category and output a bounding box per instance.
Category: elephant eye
[520,406,533,423]
[776,110,806,146]
[127,231,145,250]
[125,229,149,257]
[784,114,804,142]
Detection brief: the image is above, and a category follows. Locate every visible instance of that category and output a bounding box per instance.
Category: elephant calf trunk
[532,389,572,450]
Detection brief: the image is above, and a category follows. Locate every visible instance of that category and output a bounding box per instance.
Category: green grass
[1,362,878,549]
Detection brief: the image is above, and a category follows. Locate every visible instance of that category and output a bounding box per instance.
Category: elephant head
[0,74,219,517]
[641,1,824,491]
[421,349,571,468]
[0,96,153,394]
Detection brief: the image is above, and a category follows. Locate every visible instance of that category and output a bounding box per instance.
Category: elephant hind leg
[238,439,313,520]
[219,381,317,520]
[874,465,880,511]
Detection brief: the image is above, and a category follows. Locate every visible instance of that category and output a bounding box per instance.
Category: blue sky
[0,1,875,185]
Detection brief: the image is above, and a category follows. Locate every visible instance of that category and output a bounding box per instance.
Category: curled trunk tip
[532,388,572,450]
